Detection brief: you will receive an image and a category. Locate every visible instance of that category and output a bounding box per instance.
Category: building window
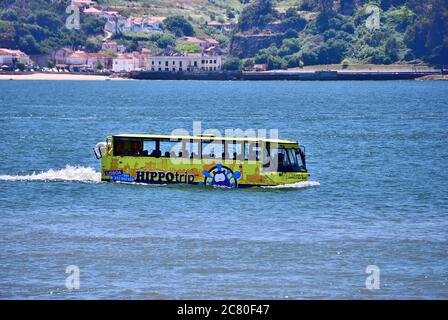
[210,60,213,63]
[151,61,154,65]
[165,61,168,66]
[158,61,161,65]
[165,68,169,71]
[172,61,175,65]
[172,68,175,71]
[151,68,154,71]
[202,60,205,64]
[158,68,161,71]
[179,67,182,71]
[179,61,182,67]
[214,60,217,64]
[194,61,197,67]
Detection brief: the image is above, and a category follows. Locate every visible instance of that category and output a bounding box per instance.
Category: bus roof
[112,134,299,145]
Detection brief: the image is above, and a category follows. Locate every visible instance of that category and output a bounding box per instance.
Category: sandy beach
[0,72,130,80]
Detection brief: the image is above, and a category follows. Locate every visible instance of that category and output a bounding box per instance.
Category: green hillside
[0,0,446,69]
[229,0,447,69]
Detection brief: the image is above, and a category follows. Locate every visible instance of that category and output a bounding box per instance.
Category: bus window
[269,147,307,172]
[225,141,243,161]
[187,140,201,159]
[202,140,223,160]
[160,140,182,158]
[114,138,143,156]
[143,140,156,157]
[245,142,260,162]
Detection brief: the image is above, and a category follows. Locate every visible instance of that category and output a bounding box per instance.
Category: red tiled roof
[182,36,206,44]
[206,38,219,45]
[208,21,225,26]
[148,16,166,23]
[84,7,101,14]
[0,48,28,57]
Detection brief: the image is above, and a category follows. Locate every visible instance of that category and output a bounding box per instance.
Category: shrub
[223,56,242,70]
[284,28,299,39]
[176,42,201,53]
[162,16,194,37]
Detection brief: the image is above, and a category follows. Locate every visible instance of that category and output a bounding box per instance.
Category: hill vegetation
[0,0,446,70]
[0,0,106,54]
[231,0,448,69]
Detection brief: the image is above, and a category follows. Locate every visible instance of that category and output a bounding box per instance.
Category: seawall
[129,70,442,81]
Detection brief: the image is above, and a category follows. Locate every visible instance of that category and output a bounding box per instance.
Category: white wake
[261,181,320,189]
[0,165,101,183]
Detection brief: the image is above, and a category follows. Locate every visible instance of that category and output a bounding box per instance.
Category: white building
[149,53,223,72]
[0,48,30,66]
[112,51,149,72]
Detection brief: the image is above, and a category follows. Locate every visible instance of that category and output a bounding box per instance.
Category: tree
[15,60,26,70]
[284,29,299,39]
[385,37,399,62]
[254,46,288,70]
[285,7,298,19]
[405,0,448,65]
[156,34,176,49]
[162,16,194,37]
[238,0,277,32]
[223,57,242,70]
[317,0,334,15]
[95,61,103,70]
[35,10,61,31]
[243,58,254,70]
[81,15,105,36]
[318,38,348,64]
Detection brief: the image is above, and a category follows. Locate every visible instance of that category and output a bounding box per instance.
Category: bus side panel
[101,156,308,186]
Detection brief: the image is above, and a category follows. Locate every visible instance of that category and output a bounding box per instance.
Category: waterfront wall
[129,70,442,81]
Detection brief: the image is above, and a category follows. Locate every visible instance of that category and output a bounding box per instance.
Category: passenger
[164,151,170,157]
[134,141,143,156]
[278,153,285,170]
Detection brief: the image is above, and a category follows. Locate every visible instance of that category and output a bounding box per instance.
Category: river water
[0,80,447,299]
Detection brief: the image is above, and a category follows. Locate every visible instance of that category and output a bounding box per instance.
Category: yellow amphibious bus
[94,134,308,188]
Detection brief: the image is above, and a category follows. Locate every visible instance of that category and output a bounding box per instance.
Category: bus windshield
[274,147,307,172]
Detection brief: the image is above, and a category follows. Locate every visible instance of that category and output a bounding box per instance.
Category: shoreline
[0,72,130,81]
[1,70,445,81]
[130,69,443,81]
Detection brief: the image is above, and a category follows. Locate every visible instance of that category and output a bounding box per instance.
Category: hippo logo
[200,163,241,188]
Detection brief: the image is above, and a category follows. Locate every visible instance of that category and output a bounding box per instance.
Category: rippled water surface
[0,80,447,299]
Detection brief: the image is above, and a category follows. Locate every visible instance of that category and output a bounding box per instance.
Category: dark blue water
[0,80,447,299]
